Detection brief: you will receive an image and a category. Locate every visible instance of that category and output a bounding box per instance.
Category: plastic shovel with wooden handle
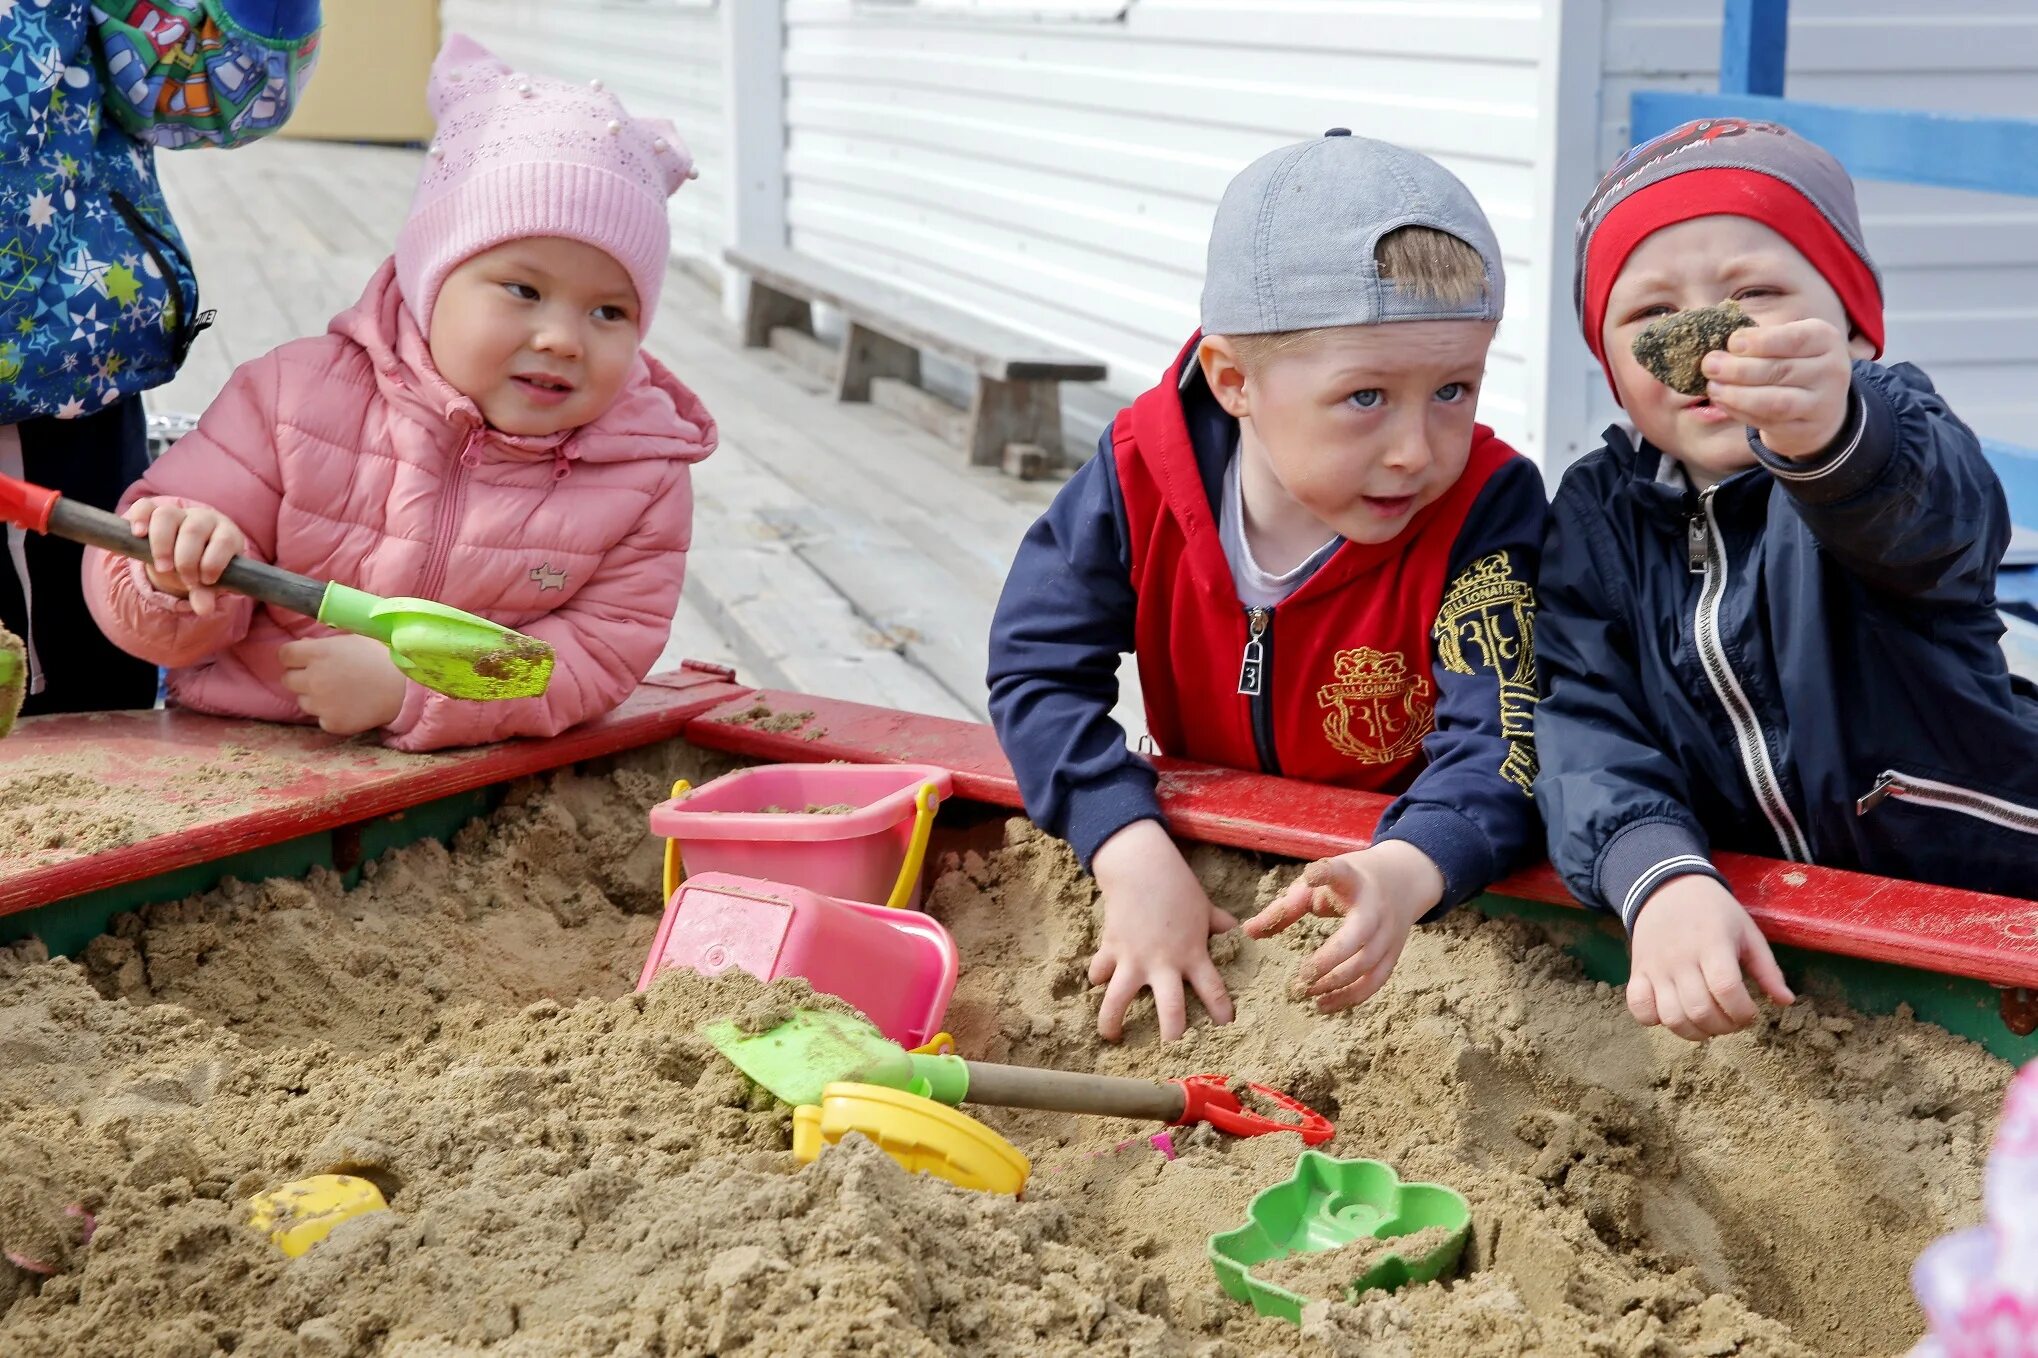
[0,471,553,703]
[704,1008,1334,1143]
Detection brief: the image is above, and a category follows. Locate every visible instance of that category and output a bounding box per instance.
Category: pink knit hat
[395,33,696,336]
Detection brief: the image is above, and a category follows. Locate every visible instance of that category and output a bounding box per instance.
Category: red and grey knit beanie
[1574,118,1884,389]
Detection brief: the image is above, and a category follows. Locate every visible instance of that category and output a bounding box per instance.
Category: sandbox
[0,745,2010,1357]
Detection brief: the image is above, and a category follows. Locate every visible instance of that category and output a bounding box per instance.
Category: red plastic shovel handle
[0,472,60,534]
[1173,1073,1335,1145]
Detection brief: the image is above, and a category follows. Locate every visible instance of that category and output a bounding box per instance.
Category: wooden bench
[725,245,1108,474]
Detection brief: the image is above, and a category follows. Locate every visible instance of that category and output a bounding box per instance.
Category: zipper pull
[1237,608,1268,697]
[1856,771,1900,815]
[1686,511,1709,575]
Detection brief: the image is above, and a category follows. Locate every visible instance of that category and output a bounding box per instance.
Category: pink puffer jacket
[84,260,716,751]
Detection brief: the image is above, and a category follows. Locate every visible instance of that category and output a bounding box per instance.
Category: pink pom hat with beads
[394,33,697,337]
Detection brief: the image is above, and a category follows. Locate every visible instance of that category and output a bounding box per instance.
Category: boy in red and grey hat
[1536,119,2038,1042]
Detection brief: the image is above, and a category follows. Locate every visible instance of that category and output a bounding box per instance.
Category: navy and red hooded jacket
[987,338,1549,910]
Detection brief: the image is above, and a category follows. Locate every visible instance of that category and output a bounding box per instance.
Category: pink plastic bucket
[636,872,958,1048]
[648,763,953,909]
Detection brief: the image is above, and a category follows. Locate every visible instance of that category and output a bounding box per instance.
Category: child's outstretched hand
[124,497,246,617]
[1628,875,1795,1041]
[1088,818,1237,1042]
[278,634,408,735]
[1243,841,1442,1013]
[1700,317,1854,459]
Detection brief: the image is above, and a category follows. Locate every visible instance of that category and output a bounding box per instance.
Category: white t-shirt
[1217,451,1341,609]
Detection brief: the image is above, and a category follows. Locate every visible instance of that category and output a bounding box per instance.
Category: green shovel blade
[317,583,554,702]
[0,630,24,739]
[702,1009,967,1108]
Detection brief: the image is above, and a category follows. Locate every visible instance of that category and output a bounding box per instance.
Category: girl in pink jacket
[84,34,717,752]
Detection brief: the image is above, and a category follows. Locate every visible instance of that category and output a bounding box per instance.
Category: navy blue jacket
[1537,360,2038,926]
[987,365,1548,910]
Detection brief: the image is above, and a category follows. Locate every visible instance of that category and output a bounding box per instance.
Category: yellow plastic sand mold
[792,1081,1030,1196]
[246,1174,390,1257]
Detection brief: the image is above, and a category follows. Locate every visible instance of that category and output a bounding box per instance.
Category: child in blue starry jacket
[1,1,321,715]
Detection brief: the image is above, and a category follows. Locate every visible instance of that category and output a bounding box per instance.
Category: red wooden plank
[0,664,752,916]
[684,689,2038,990]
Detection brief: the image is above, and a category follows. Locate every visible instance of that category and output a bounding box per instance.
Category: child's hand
[1242,841,1442,1013]
[1628,875,1795,1041]
[278,634,408,735]
[124,497,246,617]
[1700,317,1854,460]
[1088,818,1238,1042]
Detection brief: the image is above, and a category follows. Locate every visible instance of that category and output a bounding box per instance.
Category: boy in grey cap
[989,131,1548,1042]
[1539,118,2038,1043]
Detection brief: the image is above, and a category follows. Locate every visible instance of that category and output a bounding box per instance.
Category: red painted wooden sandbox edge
[0,667,750,916]
[681,687,2038,992]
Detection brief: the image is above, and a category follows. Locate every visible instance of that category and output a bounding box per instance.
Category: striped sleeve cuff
[1596,818,1727,932]
[1749,375,1895,504]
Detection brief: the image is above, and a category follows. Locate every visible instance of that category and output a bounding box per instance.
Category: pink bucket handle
[883,782,942,910]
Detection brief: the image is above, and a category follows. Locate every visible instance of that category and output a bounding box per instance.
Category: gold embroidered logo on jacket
[1433,552,1539,791]
[1317,647,1435,764]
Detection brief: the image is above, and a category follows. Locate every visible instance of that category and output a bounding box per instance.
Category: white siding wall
[1586,0,2038,464]
[438,0,728,273]
[778,0,1553,462]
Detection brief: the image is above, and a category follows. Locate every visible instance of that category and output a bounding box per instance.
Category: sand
[1254,1224,1465,1303]
[1632,299,1755,396]
[0,753,2011,1357]
[710,701,819,737]
[0,737,427,867]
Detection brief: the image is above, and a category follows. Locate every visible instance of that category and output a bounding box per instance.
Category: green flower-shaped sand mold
[1207,1151,1471,1324]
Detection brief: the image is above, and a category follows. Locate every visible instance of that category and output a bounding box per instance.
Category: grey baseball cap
[1199,129,1505,336]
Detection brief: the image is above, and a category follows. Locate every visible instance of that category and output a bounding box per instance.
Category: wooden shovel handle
[50,498,327,617]
[961,1061,1188,1122]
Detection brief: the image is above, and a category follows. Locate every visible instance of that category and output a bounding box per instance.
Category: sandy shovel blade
[702,1009,917,1108]
[318,584,554,701]
[0,631,23,740]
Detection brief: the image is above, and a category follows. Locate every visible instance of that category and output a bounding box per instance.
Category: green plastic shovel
[0,471,552,703]
[703,1007,1333,1139]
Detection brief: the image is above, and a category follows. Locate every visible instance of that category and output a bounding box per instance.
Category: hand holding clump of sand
[1633,302,1858,460]
[1243,841,1443,1013]
[1695,316,1858,459]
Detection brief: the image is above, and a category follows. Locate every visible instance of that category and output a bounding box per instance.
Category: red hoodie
[1115,342,1515,789]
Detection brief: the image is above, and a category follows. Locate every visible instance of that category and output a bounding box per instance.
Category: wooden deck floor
[152,139,1144,734]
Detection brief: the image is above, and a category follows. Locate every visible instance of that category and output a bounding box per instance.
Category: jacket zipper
[1857,770,2038,835]
[1236,606,1281,776]
[109,190,213,365]
[417,426,483,603]
[1691,487,1813,861]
